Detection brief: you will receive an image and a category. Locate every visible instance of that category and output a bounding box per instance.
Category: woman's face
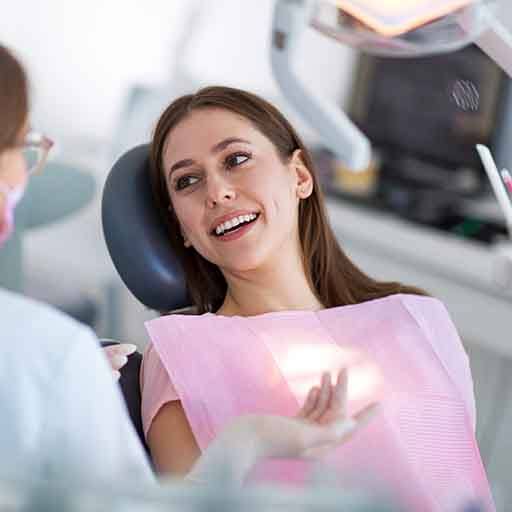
[162,108,313,273]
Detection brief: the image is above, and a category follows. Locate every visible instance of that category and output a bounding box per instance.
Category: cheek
[0,150,27,188]
[261,176,297,218]
[172,199,202,239]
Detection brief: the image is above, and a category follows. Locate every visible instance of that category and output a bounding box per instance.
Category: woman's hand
[185,369,379,483]
[293,369,378,457]
[102,343,137,380]
[254,369,378,459]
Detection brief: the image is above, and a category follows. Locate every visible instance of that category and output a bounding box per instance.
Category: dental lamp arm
[271,0,372,172]
[472,4,512,79]
[270,0,512,173]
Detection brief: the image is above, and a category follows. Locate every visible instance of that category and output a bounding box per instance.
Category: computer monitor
[348,44,509,173]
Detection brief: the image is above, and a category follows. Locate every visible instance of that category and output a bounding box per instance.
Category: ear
[290,149,314,199]
[177,221,192,248]
[181,230,192,248]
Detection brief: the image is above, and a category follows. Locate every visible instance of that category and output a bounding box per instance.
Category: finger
[110,354,128,371]
[331,368,348,417]
[309,372,332,421]
[112,370,121,381]
[353,402,380,428]
[104,344,137,357]
[117,343,137,355]
[297,387,320,419]
[329,403,380,442]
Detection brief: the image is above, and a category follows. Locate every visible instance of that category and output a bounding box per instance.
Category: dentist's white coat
[0,288,153,485]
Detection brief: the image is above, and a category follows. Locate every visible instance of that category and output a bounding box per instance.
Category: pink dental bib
[145,294,494,511]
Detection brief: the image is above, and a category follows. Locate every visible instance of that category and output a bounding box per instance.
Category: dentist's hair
[150,86,427,313]
[0,45,28,152]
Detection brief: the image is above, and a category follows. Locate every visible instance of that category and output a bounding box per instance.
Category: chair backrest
[102,144,190,312]
[102,146,194,459]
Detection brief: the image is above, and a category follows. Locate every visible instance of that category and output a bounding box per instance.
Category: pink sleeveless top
[142,294,494,511]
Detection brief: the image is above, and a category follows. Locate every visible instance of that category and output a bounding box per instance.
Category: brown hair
[150,86,427,313]
[0,45,28,152]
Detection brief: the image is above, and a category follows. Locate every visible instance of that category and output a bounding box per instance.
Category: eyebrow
[168,137,251,175]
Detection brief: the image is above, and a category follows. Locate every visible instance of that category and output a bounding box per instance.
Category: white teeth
[214,213,258,236]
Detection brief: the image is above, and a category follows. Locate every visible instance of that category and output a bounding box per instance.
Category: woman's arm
[147,401,201,476]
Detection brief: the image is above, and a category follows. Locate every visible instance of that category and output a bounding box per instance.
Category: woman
[139,86,495,510]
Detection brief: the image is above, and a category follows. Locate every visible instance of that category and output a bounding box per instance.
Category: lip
[214,215,259,242]
[209,209,260,235]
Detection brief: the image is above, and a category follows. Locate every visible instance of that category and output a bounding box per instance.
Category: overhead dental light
[324,0,475,37]
[311,0,498,57]
[271,0,511,171]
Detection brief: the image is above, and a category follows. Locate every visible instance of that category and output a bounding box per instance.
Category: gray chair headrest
[102,144,190,312]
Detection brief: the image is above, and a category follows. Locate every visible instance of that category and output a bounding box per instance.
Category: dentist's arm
[49,330,153,484]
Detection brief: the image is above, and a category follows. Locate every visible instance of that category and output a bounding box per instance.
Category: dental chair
[102,144,191,456]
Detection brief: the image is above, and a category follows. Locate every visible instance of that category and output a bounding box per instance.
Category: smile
[212,213,260,239]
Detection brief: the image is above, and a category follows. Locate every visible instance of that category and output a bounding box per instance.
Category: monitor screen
[348,44,508,170]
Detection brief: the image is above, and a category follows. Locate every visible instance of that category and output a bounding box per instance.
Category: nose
[205,174,236,209]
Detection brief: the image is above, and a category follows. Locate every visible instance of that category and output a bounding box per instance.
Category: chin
[221,258,265,273]
[216,249,270,274]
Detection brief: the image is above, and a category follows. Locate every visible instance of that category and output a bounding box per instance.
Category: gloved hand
[102,343,137,380]
[186,369,379,483]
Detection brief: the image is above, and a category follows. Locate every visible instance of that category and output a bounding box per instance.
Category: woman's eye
[225,152,250,169]
[175,175,199,191]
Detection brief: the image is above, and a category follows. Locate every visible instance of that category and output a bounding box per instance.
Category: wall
[0,0,356,148]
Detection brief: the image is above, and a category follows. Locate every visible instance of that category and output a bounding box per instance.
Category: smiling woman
[137,86,496,511]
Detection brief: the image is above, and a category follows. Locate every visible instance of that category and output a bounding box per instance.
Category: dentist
[0,44,153,486]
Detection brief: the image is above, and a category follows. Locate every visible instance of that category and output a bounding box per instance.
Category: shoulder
[141,342,175,390]
[391,293,455,330]
[141,342,163,376]
[145,312,212,331]
[381,292,445,311]
[0,288,98,370]
[1,288,93,336]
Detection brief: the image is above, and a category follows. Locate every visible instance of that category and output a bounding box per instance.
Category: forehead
[163,108,271,161]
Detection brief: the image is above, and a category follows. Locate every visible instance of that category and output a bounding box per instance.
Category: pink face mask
[0,182,26,246]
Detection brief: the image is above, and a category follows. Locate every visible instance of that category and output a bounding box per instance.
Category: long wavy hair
[0,45,28,152]
[150,86,427,313]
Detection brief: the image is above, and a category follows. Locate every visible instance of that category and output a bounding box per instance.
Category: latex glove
[102,343,137,380]
[186,369,379,483]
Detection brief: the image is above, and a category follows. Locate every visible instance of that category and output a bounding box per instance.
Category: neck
[217,244,324,317]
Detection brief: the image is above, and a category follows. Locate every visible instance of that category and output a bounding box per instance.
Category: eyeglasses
[21,131,54,176]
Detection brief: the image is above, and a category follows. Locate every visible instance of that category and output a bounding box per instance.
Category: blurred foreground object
[0,470,399,512]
